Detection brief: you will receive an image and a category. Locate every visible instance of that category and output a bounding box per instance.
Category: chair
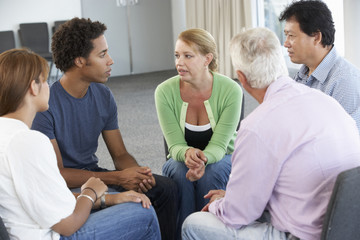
[52,20,67,35]
[0,216,10,240]
[163,87,245,160]
[18,22,53,78]
[321,166,360,239]
[0,30,15,53]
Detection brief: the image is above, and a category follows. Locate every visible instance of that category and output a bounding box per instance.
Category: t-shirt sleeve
[32,111,56,140]
[103,89,119,131]
[7,130,76,229]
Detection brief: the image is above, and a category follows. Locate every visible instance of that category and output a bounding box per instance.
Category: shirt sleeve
[8,130,76,229]
[155,82,190,162]
[209,128,280,228]
[32,111,56,140]
[103,89,119,131]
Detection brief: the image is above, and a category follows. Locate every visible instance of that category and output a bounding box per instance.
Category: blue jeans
[162,155,231,240]
[60,202,160,240]
[182,212,287,240]
[74,167,178,240]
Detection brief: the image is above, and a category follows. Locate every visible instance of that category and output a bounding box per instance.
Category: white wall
[171,0,186,50]
[0,0,81,48]
[344,0,360,69]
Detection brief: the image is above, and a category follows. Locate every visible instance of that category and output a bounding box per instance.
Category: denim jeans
[60,202,160,240]
[182,212,287,240]
[73,167,178,240]
[162,155,232,240]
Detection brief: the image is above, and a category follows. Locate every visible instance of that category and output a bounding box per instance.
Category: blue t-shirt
[32,81,119,169]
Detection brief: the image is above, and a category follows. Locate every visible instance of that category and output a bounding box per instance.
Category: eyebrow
[175,51,194,54]
[98,49,108,55]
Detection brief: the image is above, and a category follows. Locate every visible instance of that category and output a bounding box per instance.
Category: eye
[174,53,179,59]
[185,55,192,59]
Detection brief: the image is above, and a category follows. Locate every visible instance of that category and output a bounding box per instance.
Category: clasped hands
[185,148,207,182]
[117,166,156,193]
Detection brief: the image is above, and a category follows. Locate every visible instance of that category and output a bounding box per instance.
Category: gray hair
[229,27,288,88]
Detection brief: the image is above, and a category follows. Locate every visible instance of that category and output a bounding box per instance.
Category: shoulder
[213,72,242,95]
[155,75,180,96]
[156,75,179,89]
[327,57,360,88]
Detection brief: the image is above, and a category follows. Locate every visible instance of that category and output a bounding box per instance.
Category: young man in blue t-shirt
[32,17,177,240]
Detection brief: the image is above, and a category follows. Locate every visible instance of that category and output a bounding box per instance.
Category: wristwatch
[100,192,108,209]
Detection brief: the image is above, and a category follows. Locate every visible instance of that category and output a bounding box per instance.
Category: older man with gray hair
[181,27,360,240]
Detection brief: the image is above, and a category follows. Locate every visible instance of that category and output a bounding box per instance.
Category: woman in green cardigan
[155,28,243,239]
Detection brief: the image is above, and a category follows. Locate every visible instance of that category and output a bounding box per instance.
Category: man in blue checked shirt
[279,0,360,134]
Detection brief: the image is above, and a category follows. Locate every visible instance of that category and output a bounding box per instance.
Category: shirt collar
[299,46,338,84]
[263,76,293,102]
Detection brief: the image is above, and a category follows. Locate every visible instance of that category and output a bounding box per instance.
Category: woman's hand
[185,148,207,169]
[186,162,205,182]
[80,177,108,201]
[108,190,152,209]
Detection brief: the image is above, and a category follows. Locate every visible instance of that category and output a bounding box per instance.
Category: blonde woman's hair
[178,28,218,72]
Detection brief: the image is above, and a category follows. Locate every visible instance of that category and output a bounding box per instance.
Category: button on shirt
[209,76,360,240]
[294,47,360,134]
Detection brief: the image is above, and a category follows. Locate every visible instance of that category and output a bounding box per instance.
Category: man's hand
[201,189,226,212]
[138,174,156,193]
[116,166,155,192]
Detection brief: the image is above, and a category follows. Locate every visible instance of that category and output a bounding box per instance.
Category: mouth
[105,69,112,77]
[177,68,188,76]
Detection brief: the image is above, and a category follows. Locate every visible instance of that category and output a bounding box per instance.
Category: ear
[205,53,213,66]
[29,80,40,96]
[313,31,322,46]
[74,57,85,68]
[236,70,249,88]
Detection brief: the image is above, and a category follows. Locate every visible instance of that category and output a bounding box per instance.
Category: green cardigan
[155,72,243,164]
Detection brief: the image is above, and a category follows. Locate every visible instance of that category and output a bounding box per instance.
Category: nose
[176,56,183,67]
[283,36,290,48]
[107,54,114,65]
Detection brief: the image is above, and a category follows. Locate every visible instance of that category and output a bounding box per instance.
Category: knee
[162,159,188,180]
[182,212,210,239]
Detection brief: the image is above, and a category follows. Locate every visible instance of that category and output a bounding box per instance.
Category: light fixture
[116,0,139,7]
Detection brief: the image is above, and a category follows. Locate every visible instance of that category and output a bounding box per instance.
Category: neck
[3,108,36,128]
[60,71,90,98]
[248,87,268,104]
[307,45,332,76]
[185,70,213,92]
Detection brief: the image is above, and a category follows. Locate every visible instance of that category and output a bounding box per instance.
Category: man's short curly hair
[51,17,107,72]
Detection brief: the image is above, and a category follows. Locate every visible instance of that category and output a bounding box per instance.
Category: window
[257,0,344,74]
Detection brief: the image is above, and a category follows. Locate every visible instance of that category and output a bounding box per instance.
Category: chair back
[0,31,15,53]
[0,216,10,240]
[321,166,360,239]
[52,20,67,35]
[19,22,50,56]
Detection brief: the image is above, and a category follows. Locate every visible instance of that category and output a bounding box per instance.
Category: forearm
[52,189,94,236]
[113,152,139,170]
[60,168,127,188]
